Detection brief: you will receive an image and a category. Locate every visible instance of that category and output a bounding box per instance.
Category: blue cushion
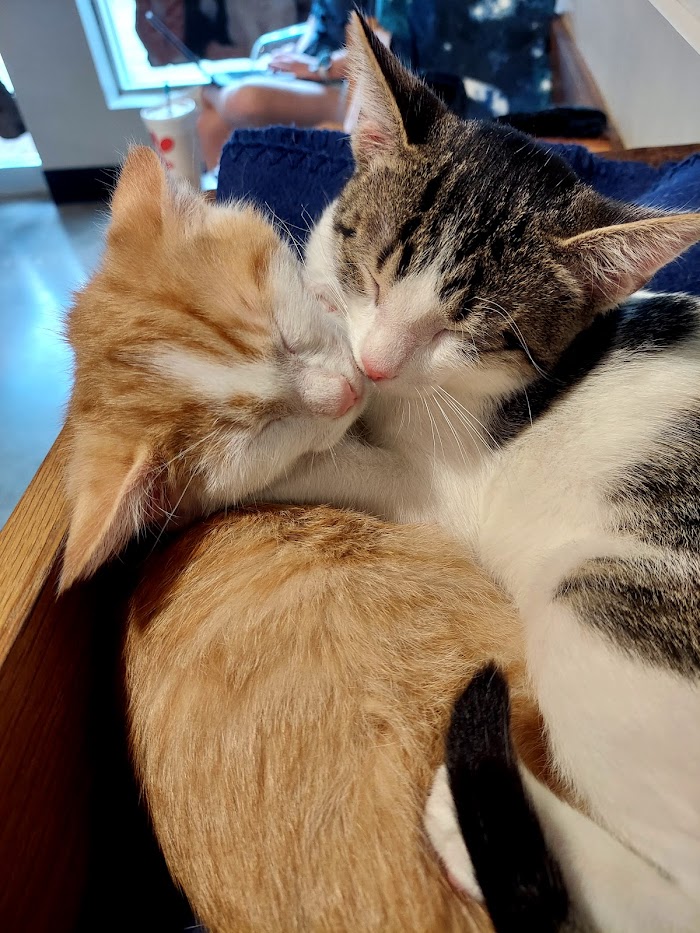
[217,127,700,296]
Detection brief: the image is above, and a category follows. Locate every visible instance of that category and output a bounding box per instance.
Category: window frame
[75,0,263,109]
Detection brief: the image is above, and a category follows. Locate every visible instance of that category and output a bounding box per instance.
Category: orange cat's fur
[62,148,542,932]
[126,506,536,933]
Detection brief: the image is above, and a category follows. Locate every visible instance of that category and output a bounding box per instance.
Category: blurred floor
[0,197,106,528]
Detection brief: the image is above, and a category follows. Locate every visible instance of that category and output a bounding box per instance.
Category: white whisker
[263,202,305,260]
[420,394,438,484]
[150,429,220,481]
[477,296,550,380]
[431,391,470,470]
[149,471,196,555]
[436,385,498,451]
[423,392,447,462]
[435,386,488,462]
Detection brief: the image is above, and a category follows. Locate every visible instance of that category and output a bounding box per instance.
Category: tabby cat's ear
[560,212,700,311]
[346,12,447,165]
[60,434,156,592]
[110,145,168,235]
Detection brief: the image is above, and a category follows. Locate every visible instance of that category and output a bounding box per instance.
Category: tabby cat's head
[61,147,363,590]
[306,14,700,396]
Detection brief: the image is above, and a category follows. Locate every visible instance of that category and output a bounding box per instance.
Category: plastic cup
[140,96,201,190]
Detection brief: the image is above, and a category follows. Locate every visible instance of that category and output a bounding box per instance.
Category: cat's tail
[439,663,573,933]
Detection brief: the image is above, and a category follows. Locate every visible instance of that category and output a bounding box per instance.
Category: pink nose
[335,380,360,417]
[361,357,395,382]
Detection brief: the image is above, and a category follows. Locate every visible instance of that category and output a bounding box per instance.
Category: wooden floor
[0,198,105,528]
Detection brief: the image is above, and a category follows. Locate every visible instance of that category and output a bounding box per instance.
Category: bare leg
[197,79,346,169]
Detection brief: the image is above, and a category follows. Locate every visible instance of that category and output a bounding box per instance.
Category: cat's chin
[308,409,366,453]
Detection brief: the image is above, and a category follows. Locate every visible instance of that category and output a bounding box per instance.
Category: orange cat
[61,146,362,591]
[125,506,533,933]
[62,148,539,932]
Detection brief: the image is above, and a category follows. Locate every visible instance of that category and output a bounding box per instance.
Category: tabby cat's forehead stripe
[447,266,486,317]
[376,170,448,276]
[370,164,531,290]
[147,348,281,404]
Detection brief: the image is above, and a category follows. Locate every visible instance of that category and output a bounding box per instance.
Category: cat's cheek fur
[303,206,339,295]
[146,347,283,404]
[208,412,360,508]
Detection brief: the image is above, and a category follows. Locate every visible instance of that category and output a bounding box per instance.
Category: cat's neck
[366,364,526,465]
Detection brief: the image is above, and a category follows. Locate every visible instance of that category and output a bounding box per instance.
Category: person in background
[196,0,373,169]
[135,0,308,64]
[196,0,559,169]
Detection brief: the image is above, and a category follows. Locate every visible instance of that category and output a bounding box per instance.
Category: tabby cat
[61,146,543,932]
[268,15,700,932]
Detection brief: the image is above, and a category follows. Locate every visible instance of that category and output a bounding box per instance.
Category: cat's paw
[424,764,484,903]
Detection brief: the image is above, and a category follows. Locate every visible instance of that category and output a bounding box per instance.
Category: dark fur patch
[617,293,698,352]
[489,294,700,446]
[376,238,396,273]
[616,411,700,553]
[489,308,621,445]
[446,664,570,933]
[396,240,415,278]
[420,170,449,213]
[333,221,356,239]
[440,275,473,305]
[452,265,485,316]
[557,553,700,676]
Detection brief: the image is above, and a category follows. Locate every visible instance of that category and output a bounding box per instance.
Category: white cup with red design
[140,96,201,190]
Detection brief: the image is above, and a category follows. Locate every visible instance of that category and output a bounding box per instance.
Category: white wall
[0,0,148,171]
[571,0,700,148]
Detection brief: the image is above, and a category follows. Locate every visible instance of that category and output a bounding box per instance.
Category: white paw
[424,764,484,903]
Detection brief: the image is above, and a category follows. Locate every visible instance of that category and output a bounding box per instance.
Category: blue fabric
[217,127,700,296]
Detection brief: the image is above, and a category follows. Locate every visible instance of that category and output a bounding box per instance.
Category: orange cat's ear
[110,145,168,234]
[60,433,156,592]
[560,212,700,312]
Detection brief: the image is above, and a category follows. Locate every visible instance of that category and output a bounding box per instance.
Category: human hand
[269,50,347,82]
[268,52,318,81]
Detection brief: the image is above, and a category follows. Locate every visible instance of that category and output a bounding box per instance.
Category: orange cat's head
[60,146,364,591]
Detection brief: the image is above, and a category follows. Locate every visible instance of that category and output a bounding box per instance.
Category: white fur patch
[424,764,484,902]
[147,347,281,401]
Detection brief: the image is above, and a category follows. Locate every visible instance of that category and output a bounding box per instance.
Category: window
[77,0,269,103]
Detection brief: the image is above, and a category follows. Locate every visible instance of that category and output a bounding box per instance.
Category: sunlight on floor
[0,198,106,527]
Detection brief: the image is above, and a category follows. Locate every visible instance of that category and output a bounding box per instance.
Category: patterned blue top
[306,0,556,115]
[386,0,557,115]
